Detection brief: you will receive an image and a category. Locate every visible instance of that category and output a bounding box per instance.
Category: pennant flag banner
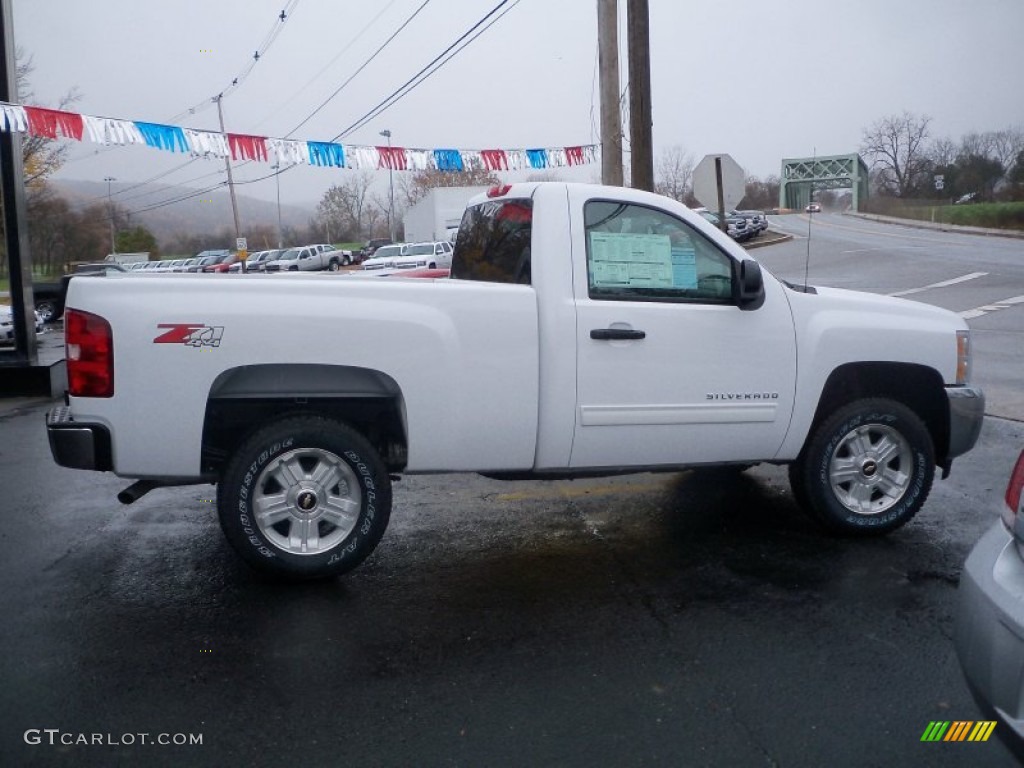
[0,100,600,174]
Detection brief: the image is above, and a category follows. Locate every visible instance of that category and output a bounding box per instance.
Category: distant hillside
[52,179,316,250]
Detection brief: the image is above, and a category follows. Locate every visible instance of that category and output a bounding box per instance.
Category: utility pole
[627,0,653,191]
[104,176,117,254]
[272,162,283,249]
[380,129,395,241]
[597,0,623,186]
[215,94,244,270]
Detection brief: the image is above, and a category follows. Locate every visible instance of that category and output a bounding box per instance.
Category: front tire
[35,299,59,323]
[329,258,342,271]
[789,398,934,535]
[218,416,392,579]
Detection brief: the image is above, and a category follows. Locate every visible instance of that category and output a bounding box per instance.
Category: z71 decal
[154,324,224,348]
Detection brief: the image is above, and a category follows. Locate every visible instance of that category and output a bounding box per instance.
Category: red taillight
[65,308,114,398]
[487,184,512,198]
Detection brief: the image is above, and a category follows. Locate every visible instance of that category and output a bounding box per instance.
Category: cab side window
[451,198,533,284]
[584,201,734,303]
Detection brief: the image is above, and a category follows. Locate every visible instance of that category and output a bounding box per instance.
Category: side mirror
[737,260,765,310]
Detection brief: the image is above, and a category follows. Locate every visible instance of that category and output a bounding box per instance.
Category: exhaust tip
[118,480,157,505]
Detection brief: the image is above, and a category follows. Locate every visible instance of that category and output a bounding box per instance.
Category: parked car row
[0,304,45,341]
[125,249,234,273]
[122,243,357,275]
[227,249,283,273]
[360,240,454,271]
[695,209,763,243]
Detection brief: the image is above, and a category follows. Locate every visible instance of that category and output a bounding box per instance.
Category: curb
[843,211,1024,240]
[744,231,794,250]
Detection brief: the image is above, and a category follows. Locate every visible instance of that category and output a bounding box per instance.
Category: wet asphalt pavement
[0,397,1021,767]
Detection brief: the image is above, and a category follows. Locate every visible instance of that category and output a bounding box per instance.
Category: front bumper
[46,406,112,471]
[947,385,985,459]
[955,522,1024,742]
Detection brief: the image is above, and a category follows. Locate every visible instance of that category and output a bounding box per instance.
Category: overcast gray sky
[10,0,1024,211]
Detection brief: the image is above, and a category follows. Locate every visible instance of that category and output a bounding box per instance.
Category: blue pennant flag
[135,121,188,153]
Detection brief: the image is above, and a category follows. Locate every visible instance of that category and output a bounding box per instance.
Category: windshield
[279,249,301,261]
[406,244,434,256]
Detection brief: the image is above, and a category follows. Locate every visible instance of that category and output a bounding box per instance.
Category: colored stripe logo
[921,721,997,742]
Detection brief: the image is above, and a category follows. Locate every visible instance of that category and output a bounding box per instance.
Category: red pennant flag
[227,133,269,161]
[376,146,407,170]
[24,106,84,141]
[481,149,508,171]
[565,146,584,166]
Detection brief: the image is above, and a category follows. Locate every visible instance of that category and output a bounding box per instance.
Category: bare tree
[17,49,80,190]
[365,192,389,238]
[654,145,694,203]
[739,175,780,210]
[959,131,996,162]
[861,112,932,196]
[988,127,1024,176]
[317,171,376,240]
[929,137,958,168]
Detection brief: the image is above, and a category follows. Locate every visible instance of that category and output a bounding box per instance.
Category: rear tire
[789,398,934,535]
[218,416,391,579]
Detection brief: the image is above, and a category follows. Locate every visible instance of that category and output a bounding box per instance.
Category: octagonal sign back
[692,154,745,212]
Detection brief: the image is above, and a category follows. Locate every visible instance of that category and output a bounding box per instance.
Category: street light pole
[380,128,394,241]
[104,176,116,255]
[272,162,283,249]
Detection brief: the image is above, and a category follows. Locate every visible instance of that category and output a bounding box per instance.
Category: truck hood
[798,284,968,330]
[781,281,968,386]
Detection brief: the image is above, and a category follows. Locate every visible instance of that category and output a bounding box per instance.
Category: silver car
[955,448,1024,747]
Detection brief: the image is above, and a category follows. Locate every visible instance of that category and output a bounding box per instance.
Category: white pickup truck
[47,182,984,580]
[263,243,351,272]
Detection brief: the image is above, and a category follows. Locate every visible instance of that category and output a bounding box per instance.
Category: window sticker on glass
[670,245,698,289]
[588,232,674,288]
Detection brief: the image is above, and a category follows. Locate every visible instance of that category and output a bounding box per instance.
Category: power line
[222,0,522,198]
[334,0,520,141]
[121,160,261,216]
[112,167,228,205]
[167,0,302,123]
[251,0,401,131]
[60,3,300,185]
[126,180,229,215]
[285,0,433,137]
[121,0,522,215]
[108,158,199,198]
